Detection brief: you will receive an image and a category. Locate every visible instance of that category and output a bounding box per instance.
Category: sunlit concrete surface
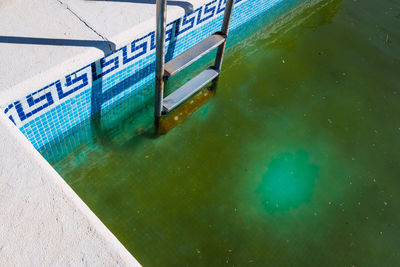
[0,0,111,104]
[60,0,210,49]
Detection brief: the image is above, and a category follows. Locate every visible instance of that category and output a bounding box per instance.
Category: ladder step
[163,68,219,113]
[164,33,226,79]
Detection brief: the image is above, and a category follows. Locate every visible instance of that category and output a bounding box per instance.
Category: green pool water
[47,0,400,265]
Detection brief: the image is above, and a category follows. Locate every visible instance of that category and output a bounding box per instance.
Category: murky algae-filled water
[47,0,400,265]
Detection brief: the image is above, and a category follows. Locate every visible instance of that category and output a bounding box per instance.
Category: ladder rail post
[214,0,235,72]
[155,0,167,132]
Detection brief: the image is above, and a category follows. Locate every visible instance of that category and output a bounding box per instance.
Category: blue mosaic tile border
[2,0,284,151]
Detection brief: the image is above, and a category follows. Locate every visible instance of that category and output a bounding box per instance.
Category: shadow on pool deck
[0,36,115,55]
[86,0,194,14]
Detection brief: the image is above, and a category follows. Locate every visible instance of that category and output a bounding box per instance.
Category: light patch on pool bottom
[257,150,319,212]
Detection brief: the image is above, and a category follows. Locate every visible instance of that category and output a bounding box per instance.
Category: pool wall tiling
[2,0,284,151]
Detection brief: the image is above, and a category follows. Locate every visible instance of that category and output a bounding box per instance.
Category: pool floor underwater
[46,0,400,265]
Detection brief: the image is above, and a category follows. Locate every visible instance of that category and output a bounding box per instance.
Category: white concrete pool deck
[0,112,140,266]
[0,0,208,265]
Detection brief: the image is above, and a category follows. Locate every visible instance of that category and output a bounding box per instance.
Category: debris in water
[385,34,391,45]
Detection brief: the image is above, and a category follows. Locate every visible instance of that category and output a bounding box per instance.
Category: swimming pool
[40,0,400,265]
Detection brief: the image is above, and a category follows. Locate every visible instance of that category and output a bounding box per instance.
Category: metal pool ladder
[154,0,235,132]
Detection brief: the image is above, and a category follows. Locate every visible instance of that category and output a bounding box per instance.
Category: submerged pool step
[162,68,219,113]
[164,33,226,79]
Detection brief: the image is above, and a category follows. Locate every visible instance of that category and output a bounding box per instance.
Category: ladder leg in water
[154,0,235,133]
[211,0,235,91]
[154,0,167,132]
